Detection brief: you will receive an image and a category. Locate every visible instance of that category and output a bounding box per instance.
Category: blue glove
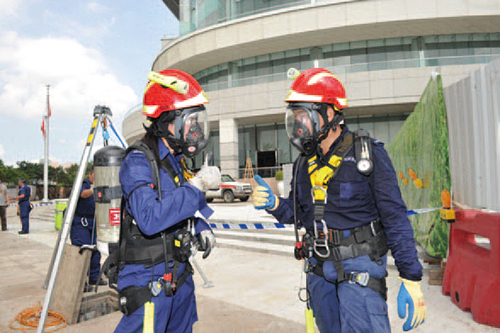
[397,278,427,331]
[252,175,279,210]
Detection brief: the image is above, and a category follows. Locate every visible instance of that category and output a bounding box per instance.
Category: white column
[219,118,239,179]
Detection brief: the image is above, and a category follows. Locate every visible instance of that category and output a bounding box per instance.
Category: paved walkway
[0,202,498,332]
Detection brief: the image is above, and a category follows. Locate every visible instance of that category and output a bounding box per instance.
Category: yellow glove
[252,175,279,211]
[397,277,427,331]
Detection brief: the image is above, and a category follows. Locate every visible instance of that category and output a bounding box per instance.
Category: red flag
[41,119,46,137]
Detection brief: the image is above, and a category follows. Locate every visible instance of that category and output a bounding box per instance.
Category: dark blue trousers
[19,201,30,233]
[70,216,101,281]
[307,255,390,333]
[115,275,197,333]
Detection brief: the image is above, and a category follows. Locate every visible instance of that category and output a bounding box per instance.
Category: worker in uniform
[70,166,104,290]
[253,68,427,332]
[115,69,219,333]
[13,179,31,234]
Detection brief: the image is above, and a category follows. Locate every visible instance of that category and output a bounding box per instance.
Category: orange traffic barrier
[442,210,500,328]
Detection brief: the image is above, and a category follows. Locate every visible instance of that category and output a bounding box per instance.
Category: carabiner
[81,217,88,227]
[313,219,330,258]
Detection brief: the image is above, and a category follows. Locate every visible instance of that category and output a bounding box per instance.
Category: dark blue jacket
[270,126,423,281]
[117,139,213,290]
[75,179,95,216]
[18,184,31,217]
[18,184,30,202]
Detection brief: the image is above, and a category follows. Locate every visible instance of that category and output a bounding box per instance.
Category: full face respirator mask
[149,105,209,158]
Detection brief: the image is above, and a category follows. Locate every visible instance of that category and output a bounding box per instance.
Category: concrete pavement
[0,201,498,332]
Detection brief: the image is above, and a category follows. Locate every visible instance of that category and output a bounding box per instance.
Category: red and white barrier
[442,210,500,328]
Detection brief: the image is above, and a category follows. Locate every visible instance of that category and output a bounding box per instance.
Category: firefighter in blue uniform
[70,167,104,290]
[114,69,219,333]
[253,68,427,332]
[14,179,31,234]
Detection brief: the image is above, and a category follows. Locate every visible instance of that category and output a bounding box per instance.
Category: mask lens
[286,108,313,141]
[286,105,318,156]
[182,107,209,157]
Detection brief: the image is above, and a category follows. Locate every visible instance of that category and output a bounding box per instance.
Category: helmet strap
[148,112,183,155]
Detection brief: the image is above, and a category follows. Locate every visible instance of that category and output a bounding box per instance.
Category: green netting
[386,75,451,258]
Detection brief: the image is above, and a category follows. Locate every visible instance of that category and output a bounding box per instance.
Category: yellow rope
[9,302,67,332]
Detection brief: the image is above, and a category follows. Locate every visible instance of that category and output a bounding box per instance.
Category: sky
[0,0,179,166]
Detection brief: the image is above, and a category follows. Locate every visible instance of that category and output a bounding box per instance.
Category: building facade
[123,0,500,179]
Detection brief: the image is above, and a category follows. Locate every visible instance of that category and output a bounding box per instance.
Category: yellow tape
[86,118,98,144]
[143,301,155,333]
[175,239,181,247]
[305,308,315,333]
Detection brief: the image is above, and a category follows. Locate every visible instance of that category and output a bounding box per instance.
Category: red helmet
[142,69,209,118]
[285,68,347,110]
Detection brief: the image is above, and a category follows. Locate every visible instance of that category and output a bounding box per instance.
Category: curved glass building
[123,0,500,178]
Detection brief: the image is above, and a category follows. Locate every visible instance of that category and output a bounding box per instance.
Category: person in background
[0,178,10,231]
[12,179,31,234]
[70,166,105,291]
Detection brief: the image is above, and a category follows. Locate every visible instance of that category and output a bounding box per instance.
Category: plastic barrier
[54,199,68,231]
[442,210,500,328]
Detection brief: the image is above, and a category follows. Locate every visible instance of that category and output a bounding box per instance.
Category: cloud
[0,143,4,157]
[88,2,108,13]
[0,32,138,121]
[0,0,24,19]
[41,8,115,44]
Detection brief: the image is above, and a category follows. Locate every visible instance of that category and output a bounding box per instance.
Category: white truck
[204,174,252,203]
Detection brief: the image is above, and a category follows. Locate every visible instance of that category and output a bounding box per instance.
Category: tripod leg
[37,106,110,333]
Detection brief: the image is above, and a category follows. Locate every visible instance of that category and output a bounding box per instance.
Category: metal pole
[43,84,50,202]
[190,256,214,289]
[37,106,110,332]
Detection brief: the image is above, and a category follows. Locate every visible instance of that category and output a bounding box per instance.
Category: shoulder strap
[125,140,161,198]
[160,157,181,188]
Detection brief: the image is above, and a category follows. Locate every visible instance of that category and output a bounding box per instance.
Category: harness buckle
[330,229,342,245]
[349,272,370,287]
[149,278,163,297]
[313,220,330,258]
[311,186,327,204]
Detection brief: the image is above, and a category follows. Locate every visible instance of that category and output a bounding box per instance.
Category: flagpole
[43,84,50,202]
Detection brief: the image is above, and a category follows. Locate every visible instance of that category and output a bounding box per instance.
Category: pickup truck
[204,174,252,203]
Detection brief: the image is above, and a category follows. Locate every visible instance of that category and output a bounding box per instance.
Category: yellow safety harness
[308,132,354,202]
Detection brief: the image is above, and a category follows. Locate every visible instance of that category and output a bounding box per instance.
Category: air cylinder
[93,145,125,255]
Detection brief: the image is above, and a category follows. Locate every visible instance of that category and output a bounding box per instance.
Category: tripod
[37,105,124,332]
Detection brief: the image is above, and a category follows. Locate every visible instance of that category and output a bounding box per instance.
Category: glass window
[333,50,350,67]
[193,33,499,92]
[333,42,349,51]
[272,57,286,74]
[257,125,275,151]
[373,120,389,144]
[350,40,367,49]
[277,125,290,164]
[367,39,384,48]
[238,127,256,168]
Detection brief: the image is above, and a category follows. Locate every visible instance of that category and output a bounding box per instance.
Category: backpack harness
[296,130,389,300]
[100,140,196,316]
